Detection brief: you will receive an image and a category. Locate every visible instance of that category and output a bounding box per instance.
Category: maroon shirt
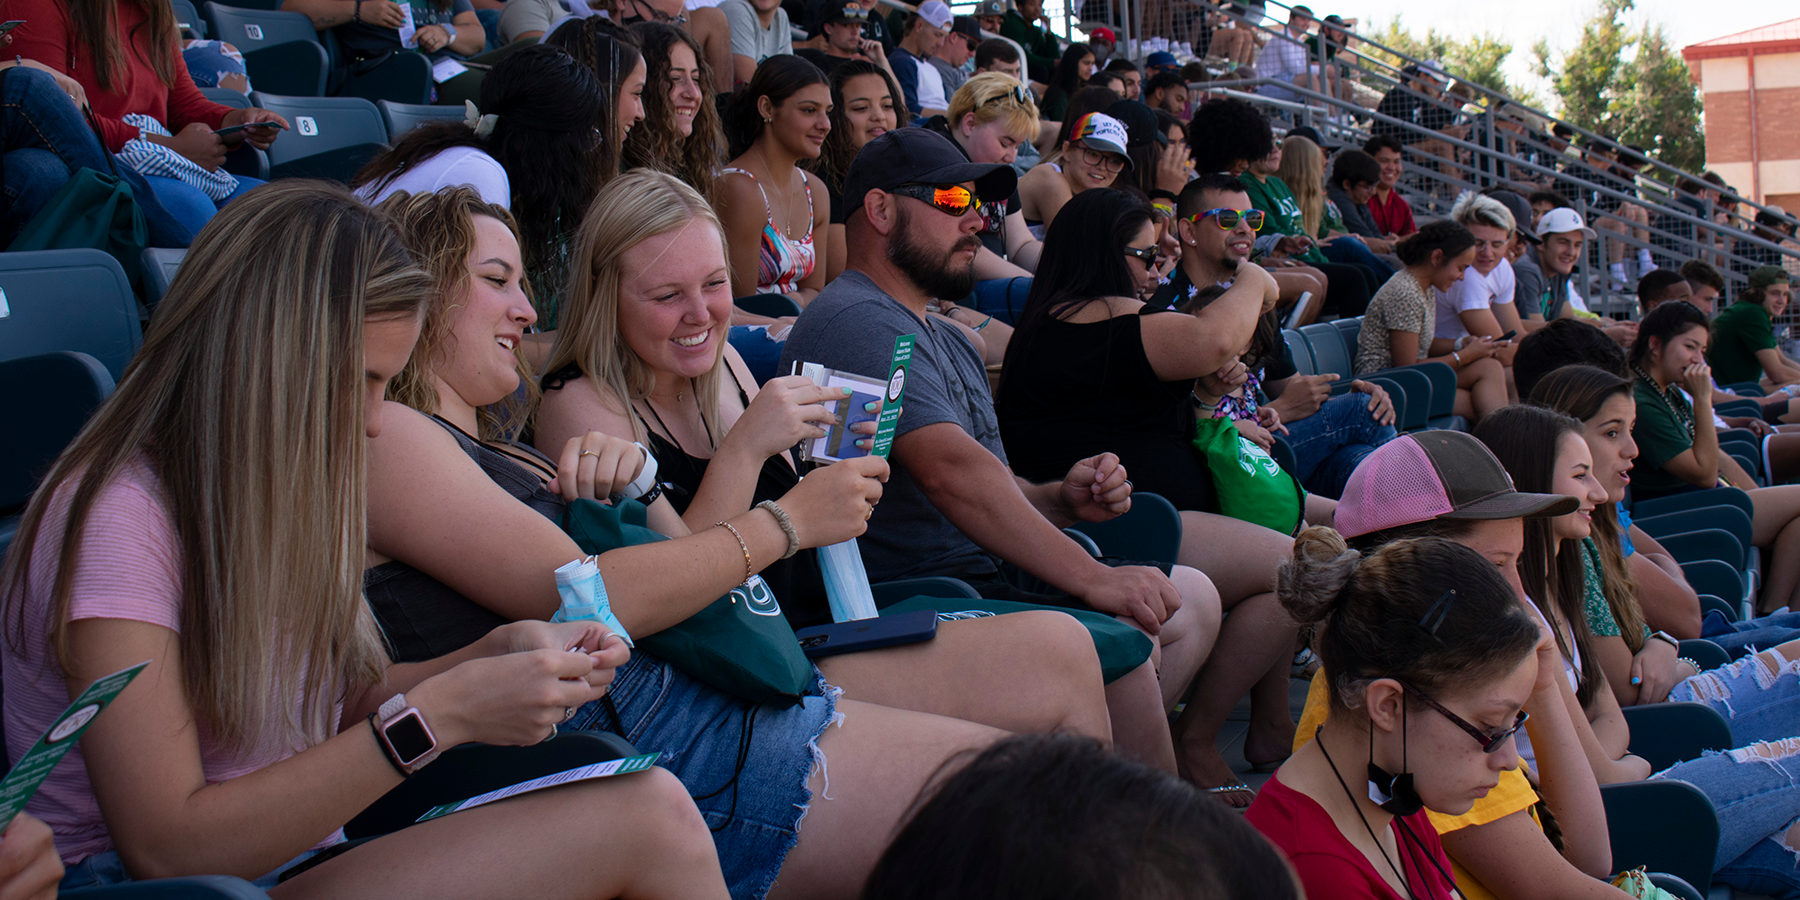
[1369,188,1417,237]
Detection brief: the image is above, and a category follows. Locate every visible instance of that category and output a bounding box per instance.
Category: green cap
[1749,265,1795,290]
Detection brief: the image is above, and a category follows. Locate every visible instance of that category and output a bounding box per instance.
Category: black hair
[1394,219,1475,267]
[1153,108,1181,137]
[1281,529,1540,716]
[1361,134,1404,157]
[1175,171,1249,220]
[351,43,607,315]
[1329,148,1381,189]
[1513,318,1627,400]
[725,54,829,158]
[1188,98,1271,173]
[1103,57,1139,74]
[806,60,907,200]
[999,190,1154,398]
[1629,300,1709,368]
[1051,86,1120,149]
[1552,122,1575,140]
[1681,258,1726,293]
[1527,188,1570,211]
[861,734,1302,900]
[1636,269,1689,307]
[1042,42,1095,113]
[1087,70,1123,90]
[975,37,1019,69]
[1474,405,1603,708]
[1143,70,1186,98]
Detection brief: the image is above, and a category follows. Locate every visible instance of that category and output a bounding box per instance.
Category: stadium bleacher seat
[61,876,272,899]
[247,93,389,182]
[1602,779,1720,895]
[1073,492,1182,566]
[203,4,329,97]
[0,352,115,559]
[172,0,206,37]
[0,249,141,380]
[378,100,464,141]
[141,248,187,308]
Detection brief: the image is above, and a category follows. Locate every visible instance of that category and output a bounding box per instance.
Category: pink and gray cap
[1334,431,1578,539]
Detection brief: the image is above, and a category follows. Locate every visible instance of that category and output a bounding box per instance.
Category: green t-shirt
[1322,199,1348,239]
[1631,375,1699,495]
[1708,299,1777,387]
[1580,537,1652,644]
[1241,174,1328,265]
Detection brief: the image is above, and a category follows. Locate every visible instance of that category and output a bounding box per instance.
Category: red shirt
[4,0,229,151]
[1369,187,1417,237]
[1247,771,1459,900]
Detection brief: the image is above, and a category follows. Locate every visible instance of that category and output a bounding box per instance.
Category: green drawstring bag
[560,497,813,709]
[1191,416,1306,536]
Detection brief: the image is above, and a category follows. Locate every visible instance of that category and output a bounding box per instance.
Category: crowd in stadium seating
[6,0,1800,898]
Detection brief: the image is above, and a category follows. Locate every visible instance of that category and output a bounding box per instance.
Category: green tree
[1533,0,1705,171]
[1361,19,1532,103]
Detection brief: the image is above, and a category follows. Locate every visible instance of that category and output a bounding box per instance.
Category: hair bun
[1278,526,1361,627]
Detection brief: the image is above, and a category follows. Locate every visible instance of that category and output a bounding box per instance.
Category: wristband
[1649,630,1680,650]
[353,0,362,23]
[756,500,800,559]
[441,22,457,43]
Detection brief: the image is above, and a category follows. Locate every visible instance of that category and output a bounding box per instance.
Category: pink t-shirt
[2,459,339,864]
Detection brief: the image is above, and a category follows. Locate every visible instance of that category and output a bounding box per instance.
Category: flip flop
[1204,782,1257,807]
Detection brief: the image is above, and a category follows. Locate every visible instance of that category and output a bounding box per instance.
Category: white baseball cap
[1071,112,1132,168]
[918,0,953,30]
[1535,207,1597,240]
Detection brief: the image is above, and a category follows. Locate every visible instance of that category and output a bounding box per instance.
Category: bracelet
[1451,351,1461,366]
[974,315,993,332]
[1679,656,1702,674]
[716,520,753,584]
[353,0,362,23]
[756,500,800,559]
[367,714,409,777]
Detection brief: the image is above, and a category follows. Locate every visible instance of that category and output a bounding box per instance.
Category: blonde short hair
[948,72,1039,141]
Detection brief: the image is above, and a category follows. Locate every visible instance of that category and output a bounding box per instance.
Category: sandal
[1204,782,1257,807]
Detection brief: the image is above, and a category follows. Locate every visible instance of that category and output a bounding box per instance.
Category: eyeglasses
[1186,207,1266,231]
[1399,679,1529,754]
[981,84,1034,107]
[1123,244,1159,269]
[1073,144,1127,173]
[889,183,980,216]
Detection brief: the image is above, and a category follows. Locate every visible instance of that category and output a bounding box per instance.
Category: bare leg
[764,700,1006,900]
[1747,484,1800,611]
[273,768,729,900]
[1101,565,1220,773]
[1452,356,1507,421]
[816,610,1112,742]
[1168,511,1296,804]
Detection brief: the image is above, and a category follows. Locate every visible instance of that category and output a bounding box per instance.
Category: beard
[888,204,981,300]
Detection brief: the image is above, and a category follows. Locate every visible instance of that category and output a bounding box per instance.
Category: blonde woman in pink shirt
[0,181,729,899]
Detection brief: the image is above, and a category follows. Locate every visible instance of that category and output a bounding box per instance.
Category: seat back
[172,0,206,36]
[140,248,187,309]
[1282,328,1315,376]
[200,87,251,108]
[203,3,317,50]
[0,352,115,512]
[1332,316,1362,357]
[1620,701,1733,771]
[1072,492,1182,566]
[1681,559,1745,607]
[1600,780,1720,894]
[1297,322,1352,377]
[377,101,464,139]
[247,93,389,182]
[0,249,140,380]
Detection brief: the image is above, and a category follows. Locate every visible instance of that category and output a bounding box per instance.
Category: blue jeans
[1669,647,1800,748]
[61,848,322,891]
[1322,235,1396,282]
[1283,390,1397,499]
[1702,610,1800,660]
[971,276,1033,325]
[1656,740,1800,896]
[180,39,250,91]
[728,325,785,386]
[142,173,263,236]
[0,66,192,246]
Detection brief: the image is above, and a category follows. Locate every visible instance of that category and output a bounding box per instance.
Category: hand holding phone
[0,20,27,36]
[1498,329,1517,342]
[213,120,286,136]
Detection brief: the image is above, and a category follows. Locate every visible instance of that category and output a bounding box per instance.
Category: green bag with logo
[560,497,813,708]
[1191,416,1306,536]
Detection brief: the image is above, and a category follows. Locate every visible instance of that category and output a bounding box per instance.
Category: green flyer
[868,334,914,460]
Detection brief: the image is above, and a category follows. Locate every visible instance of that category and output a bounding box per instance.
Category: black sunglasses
[1123,244,1159,269]
[1399,679,1528,753]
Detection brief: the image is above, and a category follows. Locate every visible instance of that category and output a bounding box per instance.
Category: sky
[1327,0,1797,108]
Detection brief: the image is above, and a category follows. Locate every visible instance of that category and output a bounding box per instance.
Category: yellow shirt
[1294,671,1543,900]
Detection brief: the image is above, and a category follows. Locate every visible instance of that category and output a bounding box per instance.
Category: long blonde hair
[547,170,727,445]
[1,181,422,753]
[1277,135,1325,237]
[378,188,537,440]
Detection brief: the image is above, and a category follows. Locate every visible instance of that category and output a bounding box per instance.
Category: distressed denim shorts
[563,650,842,900]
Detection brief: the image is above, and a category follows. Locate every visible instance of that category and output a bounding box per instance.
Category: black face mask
[1368,698,1424,816]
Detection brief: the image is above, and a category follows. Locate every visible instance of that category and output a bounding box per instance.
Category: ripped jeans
[1668,640,1800,746]
[1656,740,1800,899]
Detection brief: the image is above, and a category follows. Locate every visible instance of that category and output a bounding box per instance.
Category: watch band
[375,693,442,776]
[1649,630,1681,649]
[441,22,457,43]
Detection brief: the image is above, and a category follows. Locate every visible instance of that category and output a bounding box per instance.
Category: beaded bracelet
[716,520,753,584]
[1679,656,1702,675]
[756,500,800,559]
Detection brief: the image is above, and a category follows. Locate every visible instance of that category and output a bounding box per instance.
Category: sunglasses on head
[1186,207,1266,231]
[889,183,980,216]
[1399,679,1529,753]
[981,84,1034,107]
[1123,244,1159,269]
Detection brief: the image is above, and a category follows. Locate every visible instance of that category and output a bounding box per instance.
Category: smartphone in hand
[213,120,286,136]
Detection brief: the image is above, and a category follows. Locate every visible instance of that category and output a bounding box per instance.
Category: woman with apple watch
[0,182,729,898]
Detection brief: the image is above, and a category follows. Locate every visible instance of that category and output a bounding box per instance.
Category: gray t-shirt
[721,0,792,62]
[1512,247,1546,316]
[778,271,1003,582]
[498,0,563,42]
[929,56,967,95]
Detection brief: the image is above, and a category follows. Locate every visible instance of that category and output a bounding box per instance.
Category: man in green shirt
[999,0,1060,84]
[1709,265,1800,389]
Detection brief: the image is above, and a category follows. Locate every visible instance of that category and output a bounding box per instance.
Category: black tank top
[363,415,566,663]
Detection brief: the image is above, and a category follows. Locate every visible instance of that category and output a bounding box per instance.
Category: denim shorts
[563,650,840,900]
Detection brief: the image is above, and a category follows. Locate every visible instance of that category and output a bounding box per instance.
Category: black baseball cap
[1483,189,1542,246]
[842,129,1018,217]
[1106,99,1167,148]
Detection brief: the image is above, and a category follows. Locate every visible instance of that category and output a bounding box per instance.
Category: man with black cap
[779,128,1196,646]
[797,2,896,77]
[931,15,981,93]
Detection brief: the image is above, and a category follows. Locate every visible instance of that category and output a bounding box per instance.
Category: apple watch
[372,693,441,776]
[1649,630,1681,650]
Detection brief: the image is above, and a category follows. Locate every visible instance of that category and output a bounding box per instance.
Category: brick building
[1684,18,1800,212]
